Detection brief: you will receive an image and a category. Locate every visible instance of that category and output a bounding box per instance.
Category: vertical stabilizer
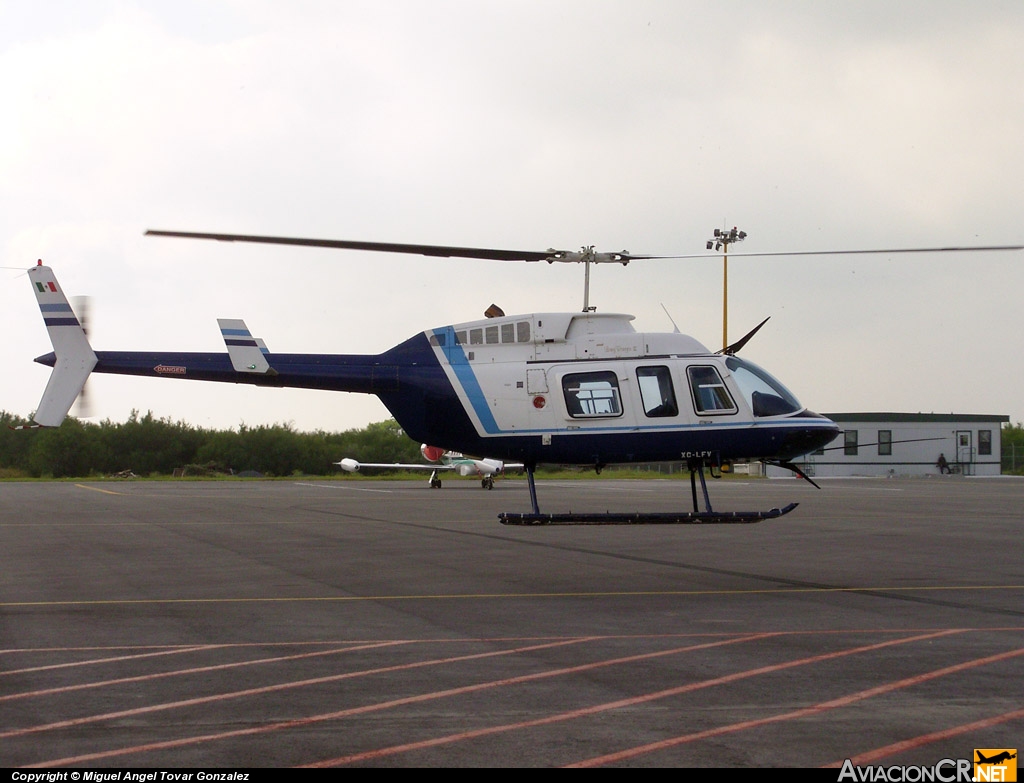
[218,318,275,375]
[28,263,98,427]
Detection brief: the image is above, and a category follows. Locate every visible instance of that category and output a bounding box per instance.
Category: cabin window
[878,430,892,456]
[687,366,736,415]
[517,321,530,342]
[470,328,483,345]
[455,331,467,345]
[724,356,801,417]
[845,430,858,456]
[979,430,992,455]
[501,323,515,343]
[429,333,446,347]
[562,371,623,418]
[485,325,499,344]
[637,366,678,418]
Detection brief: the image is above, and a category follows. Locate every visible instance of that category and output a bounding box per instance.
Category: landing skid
[499,460,798,526]
[499,504,797,526]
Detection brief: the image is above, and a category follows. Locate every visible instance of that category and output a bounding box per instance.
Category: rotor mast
[540,245,631,312]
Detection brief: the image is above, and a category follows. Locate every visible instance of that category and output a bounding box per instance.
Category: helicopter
[336,443,522,489]
[26,232,1022,524]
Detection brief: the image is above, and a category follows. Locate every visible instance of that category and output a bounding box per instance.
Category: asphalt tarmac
[1,475,1022,768]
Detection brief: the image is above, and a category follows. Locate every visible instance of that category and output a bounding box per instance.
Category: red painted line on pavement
[825,706,1024,766]
[572,640,1024,767]
[0,645,217,677]
[24,637,596,765]
[314,629,959,766]
[1,641,412,703]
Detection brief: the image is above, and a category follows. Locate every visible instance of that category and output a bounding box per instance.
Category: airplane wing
[335,459,456,473]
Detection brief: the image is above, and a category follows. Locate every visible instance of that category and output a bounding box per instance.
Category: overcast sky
[3,1,1023,435]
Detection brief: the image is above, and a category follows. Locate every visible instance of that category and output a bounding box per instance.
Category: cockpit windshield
[724,356,802,417]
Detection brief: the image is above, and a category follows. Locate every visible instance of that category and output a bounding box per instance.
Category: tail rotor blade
[70,296,94,418]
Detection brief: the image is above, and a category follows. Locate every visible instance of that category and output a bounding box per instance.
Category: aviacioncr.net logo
[838,758,973,782]
[974,749,1017,782]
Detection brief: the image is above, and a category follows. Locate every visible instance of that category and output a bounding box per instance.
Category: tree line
[1003,422,1024,475]
[2,410,1022,479]
[0,411,422,478]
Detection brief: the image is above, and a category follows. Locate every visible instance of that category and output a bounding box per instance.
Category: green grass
[0,466,763,481]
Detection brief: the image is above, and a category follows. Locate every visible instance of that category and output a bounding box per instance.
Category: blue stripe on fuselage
[433,327,500,434]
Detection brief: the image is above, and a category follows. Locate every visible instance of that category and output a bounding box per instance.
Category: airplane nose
[778,413,840,459]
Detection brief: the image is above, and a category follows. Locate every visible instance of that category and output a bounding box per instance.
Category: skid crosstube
[498,502,798,526]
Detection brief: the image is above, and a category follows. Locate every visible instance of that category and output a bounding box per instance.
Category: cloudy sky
[3,1,1023,434]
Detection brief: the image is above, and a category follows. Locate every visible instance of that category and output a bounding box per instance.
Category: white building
[772,413,1008,478]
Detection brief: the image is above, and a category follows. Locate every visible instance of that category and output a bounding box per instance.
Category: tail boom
[34,350,401,395]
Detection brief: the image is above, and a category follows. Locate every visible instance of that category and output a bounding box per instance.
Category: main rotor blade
[819,435,947,452]
[145,230,669,263]
[718,316,770,356]
[146,230,1023,263]
[656,245,1024,259]
[146,230,555,261]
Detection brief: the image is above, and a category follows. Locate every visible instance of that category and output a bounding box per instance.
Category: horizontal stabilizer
[218,318,276,375]
[28,264,98,427]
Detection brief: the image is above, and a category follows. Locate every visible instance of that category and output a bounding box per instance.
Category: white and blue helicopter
[27,232,1021,525]
[337,443,521,490]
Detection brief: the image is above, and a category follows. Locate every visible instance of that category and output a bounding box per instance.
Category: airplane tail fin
[27,262,98,427]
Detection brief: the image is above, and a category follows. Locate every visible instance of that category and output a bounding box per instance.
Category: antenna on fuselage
[660,303,681,334]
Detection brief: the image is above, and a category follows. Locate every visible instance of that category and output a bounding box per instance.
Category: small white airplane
[336,444,521,489]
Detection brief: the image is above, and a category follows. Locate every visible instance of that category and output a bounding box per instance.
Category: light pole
[706,226,747,351]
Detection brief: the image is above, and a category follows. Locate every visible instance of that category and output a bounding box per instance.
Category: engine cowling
[420,444,446,463]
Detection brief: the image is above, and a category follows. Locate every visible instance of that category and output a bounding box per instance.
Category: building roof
[822,412,1009,424]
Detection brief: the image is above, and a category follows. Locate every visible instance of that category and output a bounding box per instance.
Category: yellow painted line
[2,584,1023,608]
[74,484,127,496]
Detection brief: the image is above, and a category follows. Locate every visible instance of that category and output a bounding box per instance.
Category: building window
[979,430,992,456]
[878,430,892,456]
[562,371,623,418]
[844,430,858,456]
